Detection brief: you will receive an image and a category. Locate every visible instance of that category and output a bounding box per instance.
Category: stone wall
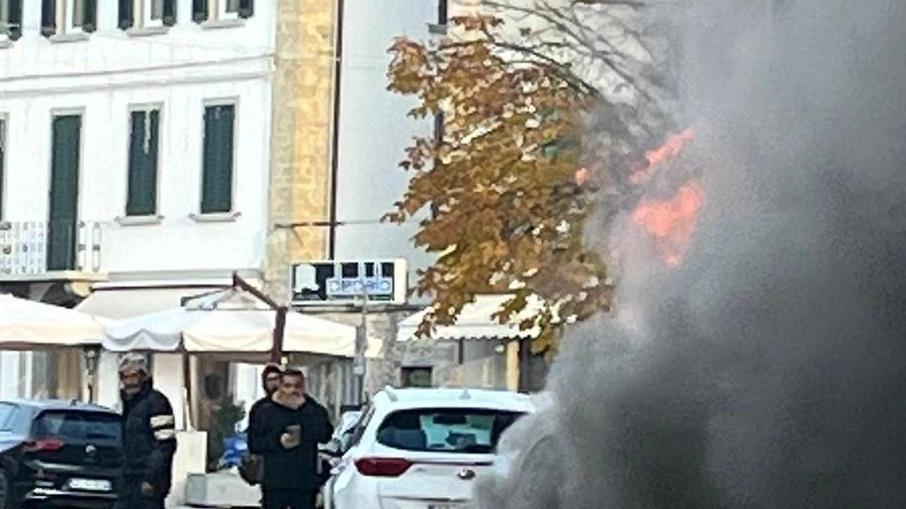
[265,0,338,302]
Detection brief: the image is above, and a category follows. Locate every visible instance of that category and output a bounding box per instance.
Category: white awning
[397,294,548,342]
[0,294,106,349]
[75,286,229,319]
[103,289,359,357]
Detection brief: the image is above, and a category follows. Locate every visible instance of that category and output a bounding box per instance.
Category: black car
[0,399,123,509]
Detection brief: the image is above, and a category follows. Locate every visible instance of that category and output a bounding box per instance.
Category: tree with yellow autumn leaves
[385,4,677,352]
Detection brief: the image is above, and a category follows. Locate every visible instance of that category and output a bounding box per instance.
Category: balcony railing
[0,221,103,279]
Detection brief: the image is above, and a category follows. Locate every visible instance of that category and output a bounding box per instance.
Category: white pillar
[152,353,186,430]
[96,351,122,411]
[232,363,260,431]
[0,352,20,399]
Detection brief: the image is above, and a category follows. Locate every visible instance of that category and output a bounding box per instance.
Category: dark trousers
[262,489,317,509]
[115,479,166,509]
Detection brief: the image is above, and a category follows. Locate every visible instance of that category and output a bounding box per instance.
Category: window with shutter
[195,0,253,23]
[126,108,160,217]
[41,0,56,36]
[162,0,176,26]
[120,0,176,31]
[118,0,133,29]
[41,0,97,36]
[238,0,253,19]
[1,0,23,40]
[219,0,239,20]
[80,0,98,33]
[193,0,208,22]
[201,104,235,214]
[48,114,82,272]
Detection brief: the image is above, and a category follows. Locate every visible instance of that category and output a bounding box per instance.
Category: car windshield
[376,407,524,454]
[33,411,122,442]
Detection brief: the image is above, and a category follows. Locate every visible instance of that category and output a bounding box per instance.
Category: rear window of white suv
[376,408,524,454]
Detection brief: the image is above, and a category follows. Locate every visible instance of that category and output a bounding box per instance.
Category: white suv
[326,387,535,509]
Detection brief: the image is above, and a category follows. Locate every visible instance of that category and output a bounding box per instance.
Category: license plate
[68,478,112,492]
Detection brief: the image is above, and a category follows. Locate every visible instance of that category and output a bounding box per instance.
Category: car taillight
[24,437,65,452]
[354,457,413,477]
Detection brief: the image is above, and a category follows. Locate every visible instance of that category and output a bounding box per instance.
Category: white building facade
[0,0,274,403]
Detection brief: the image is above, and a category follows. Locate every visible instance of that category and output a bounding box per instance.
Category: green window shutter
[82,0,97,32]
[163,0,177,26]
[48,115,81,272]
[201,104,235,214]
[193,0,208,22]
[5,0,23,40]
[41,0,56,37]
[238,0,254,18]
[117,0,133,29]
[126,109,160,217]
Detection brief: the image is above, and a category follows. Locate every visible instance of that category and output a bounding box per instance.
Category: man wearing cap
[117,353,178,509]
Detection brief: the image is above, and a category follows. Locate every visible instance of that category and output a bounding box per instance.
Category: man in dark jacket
[243,364,282,487]
[249,366,333,509]
[117,353,178,509]
[247,363,282,446]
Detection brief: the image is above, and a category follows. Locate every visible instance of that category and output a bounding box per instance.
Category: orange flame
[630,127,696,185]
[630,128,702,267]
[632,181,703,266]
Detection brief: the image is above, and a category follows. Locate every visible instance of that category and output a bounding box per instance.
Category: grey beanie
[118,352,149,375]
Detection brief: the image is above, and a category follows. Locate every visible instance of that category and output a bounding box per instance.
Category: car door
[329,405,376,509]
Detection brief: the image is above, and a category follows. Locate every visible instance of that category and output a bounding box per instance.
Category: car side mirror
[323,437,344,457]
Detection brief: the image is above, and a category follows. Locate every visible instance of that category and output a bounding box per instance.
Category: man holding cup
[251,366,333,509]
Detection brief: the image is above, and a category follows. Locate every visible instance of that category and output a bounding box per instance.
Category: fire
[632,181,703,266]
[630,128,702,267]
[630,127,695,185]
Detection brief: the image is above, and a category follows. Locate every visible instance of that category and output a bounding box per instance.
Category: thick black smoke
[476,0,906,508]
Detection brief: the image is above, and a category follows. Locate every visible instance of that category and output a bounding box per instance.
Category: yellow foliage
[385,16,611,352]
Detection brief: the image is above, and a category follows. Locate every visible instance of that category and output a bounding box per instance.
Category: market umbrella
[102,290,358,357]
[0,293,106,349]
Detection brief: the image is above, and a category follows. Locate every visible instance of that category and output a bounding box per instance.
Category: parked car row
[0,387,536,509]
[319,387,537,509]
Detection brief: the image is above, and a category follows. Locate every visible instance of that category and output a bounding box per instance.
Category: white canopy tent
[396,294,549,342]
[100,287,361,432]
[0,293,106,349]
[102,289,358,357]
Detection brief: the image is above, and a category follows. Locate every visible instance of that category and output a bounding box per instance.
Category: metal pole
[272,306,287,364]
[231,272,286,364]
[353,279,368,405]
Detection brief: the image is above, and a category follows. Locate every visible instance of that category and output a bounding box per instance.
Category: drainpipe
[327,0,345,259]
